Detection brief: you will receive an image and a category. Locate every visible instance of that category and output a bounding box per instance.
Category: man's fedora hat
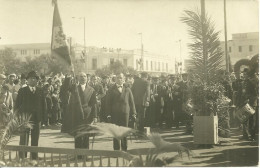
[26,71,39,80]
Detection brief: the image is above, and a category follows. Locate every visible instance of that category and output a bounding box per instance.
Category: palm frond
[147,133,194,158]
[181,9,223,83]
[0,113,32,149]
[72,122,140,140]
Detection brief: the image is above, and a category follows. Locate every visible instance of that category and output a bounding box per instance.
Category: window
[249,45,253,52]
[92,58,97,70]
[238,46,242,52]
[151,61,153,71]
[34,49,40,55]
[155,62,157,71]
[158,62,160,71]
[21,50,27,55]
[229,47,231,53]
[136,59,139,69]
[166,63,168,72]
[123,59,127,66]
[146,60,148,70]
[110,58,114,64]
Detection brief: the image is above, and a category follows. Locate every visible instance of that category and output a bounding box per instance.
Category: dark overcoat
[15,86,45,123]
[131,78,150,106]
[106,84,136,126]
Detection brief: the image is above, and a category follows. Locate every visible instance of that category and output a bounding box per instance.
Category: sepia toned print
[0,0,258,167]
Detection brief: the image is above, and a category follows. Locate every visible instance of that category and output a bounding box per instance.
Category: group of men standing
[2,67,256,161]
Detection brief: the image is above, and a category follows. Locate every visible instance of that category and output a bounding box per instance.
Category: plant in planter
[181,8,230,144]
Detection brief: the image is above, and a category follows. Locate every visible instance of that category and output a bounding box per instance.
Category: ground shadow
[186,147,259,167]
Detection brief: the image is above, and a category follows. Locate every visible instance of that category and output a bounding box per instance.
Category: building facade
[220,32,259,66]
[0,43,51,62]
[184,32,259,71]
[0,42,174,75]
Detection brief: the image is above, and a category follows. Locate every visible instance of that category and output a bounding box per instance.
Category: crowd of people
[0,68,258,159]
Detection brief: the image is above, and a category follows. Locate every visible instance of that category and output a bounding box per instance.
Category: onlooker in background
[1,85,13,113]
[132,72,150,133]
[51,88,61,125]
[99,75,111,122]
[89,75,105,121]
[6,73,16,91]
[20,73,27,88]
[12,78,21,104]
[42,84,53,127]
[0,74,7,86]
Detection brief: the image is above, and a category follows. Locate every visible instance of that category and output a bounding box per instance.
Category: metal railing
[2,145,134,167]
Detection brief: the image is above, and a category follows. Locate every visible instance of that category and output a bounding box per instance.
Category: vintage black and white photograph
[0,0,259,167]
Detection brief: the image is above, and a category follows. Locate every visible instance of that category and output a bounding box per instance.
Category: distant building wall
[220,32,259,67]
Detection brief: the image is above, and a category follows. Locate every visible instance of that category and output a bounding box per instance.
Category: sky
[0,0,258,61]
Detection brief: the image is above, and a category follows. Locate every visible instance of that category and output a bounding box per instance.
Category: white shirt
[81,83,86,91]
[29,86,36,93]
[117,84,123,93]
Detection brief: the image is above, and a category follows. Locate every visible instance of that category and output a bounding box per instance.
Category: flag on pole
[51,0,72,65]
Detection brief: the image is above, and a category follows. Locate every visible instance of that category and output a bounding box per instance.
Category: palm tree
[181,9,223,83]
[181,9,224,116]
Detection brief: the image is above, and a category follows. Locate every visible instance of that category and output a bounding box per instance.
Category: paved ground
[8,125,259,167]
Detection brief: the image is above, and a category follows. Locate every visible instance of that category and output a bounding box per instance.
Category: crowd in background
[0,68,258,142]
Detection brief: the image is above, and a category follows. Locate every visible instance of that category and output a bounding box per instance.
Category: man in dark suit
[132,72,150,133]
[89,75,105,121]
[106,73,136,151]
[15,71,46,160]
[100,75,111,122]
[75,72,97,154]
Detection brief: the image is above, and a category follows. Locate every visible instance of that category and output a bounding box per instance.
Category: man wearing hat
[15,71,46,160]
[237,68,258,141]
[20,73,27,88]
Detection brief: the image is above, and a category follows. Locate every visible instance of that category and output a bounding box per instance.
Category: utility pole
[201,0,208,81]
[224,0,229,73]
[82,17,87,73]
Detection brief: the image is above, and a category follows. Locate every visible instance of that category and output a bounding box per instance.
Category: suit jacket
[106,84,136,126]
[89,83,105,100]
[15,86,45,123]
[132,77,150,106]
[77,84,97,123]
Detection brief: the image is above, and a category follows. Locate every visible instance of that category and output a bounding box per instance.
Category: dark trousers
[136,105,145,132]
[165,102,173,128]
[113,137,127,151]
[75,135,90,149]
[19,121,41,160]
[243,113,256,139]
